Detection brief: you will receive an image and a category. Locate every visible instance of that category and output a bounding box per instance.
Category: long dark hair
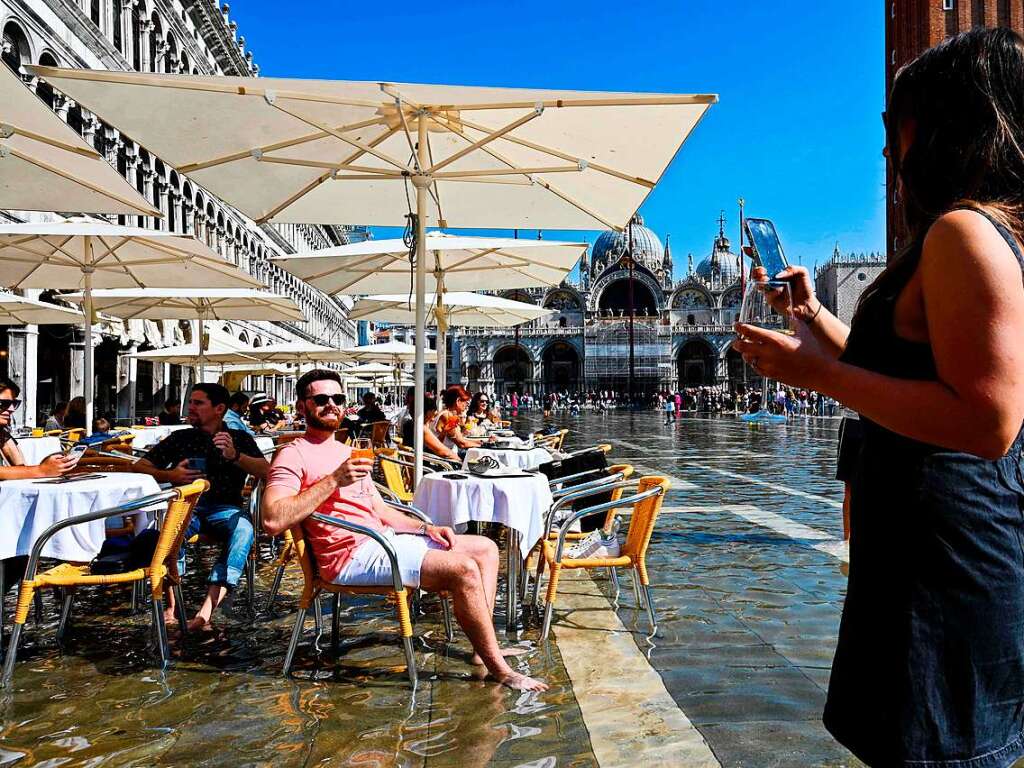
[866,27,1024,307]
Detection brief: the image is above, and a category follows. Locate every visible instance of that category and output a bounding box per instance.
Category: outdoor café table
[255,435,275,454]
[128,424,191,452]
[412,471,553,633]
[14,436,62,465]
[0,472,163,563]
[463,446,552,472]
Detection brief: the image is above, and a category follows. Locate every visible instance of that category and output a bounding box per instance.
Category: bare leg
[189,584,229,631]
[164,586,177,625]
[842,484,852,541]
[420,549,546,692]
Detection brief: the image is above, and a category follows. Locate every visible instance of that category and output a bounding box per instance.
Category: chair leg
[56,592,74,646]
[395,591,417,689]
[331,593,341,654]
[643,584,658,636]
[33,590,44,625]
[0,623,23,688]
[150,597,170,669]
[631,568,645,608]
[266,564,285,614]
[540,564,561,643]
[245,557,256,622]
[130,581,139,614]
[531,555,546,608]
[313,595,323,635]
[282,608,305,676]
[173,584,188,635]
[609,567,621,604]
[441,596,455,643]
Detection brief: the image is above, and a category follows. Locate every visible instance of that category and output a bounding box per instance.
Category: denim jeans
[179,504,253,588]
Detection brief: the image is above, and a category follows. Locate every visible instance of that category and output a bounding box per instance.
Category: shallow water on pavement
[0,410,859,767]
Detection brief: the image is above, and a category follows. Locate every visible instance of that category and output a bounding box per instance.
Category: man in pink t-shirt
[263,369,546,692]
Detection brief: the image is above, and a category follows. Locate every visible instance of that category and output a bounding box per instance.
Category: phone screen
[66,444,89,467]
[744,218,789,278]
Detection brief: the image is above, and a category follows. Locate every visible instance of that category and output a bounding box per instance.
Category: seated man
[356,392,387,430]
[224,392,254,436]
[262,369,545,692]
[135,382,269,630]
[157,398,182,426]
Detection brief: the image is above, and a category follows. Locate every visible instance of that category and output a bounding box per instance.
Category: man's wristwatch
[418,523,429,536]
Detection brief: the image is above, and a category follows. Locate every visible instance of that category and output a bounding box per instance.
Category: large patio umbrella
[0,293,85,325]
[62,287,305,380]
[340,340,427,365]
[234,341,344,365]
[0,62,157,216]
[349,291,553,388]
[130,327,259,367]
[0,220,262,433]
[29,66,715,479]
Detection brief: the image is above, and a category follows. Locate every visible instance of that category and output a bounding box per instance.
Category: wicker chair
[0,480,209,687]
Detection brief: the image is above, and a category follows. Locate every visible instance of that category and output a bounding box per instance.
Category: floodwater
[1,410,860,767]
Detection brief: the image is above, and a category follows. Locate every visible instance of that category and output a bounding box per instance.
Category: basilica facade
[1,0,359,424]
[452,215,748,396]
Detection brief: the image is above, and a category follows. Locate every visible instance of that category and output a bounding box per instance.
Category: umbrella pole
[412,119,430,487]
[83,236,95,437]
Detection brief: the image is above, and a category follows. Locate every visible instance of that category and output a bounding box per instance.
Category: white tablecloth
[15,436,62,465]
[412,473,552,559]
[129,424,191,451]
[0,472,163,561]
[463,447,552,471]
[255,436,275,454]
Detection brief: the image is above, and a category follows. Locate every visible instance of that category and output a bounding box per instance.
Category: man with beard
[262,369,546,692]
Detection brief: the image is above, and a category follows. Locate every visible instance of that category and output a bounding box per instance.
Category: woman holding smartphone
[733,28,1024,767]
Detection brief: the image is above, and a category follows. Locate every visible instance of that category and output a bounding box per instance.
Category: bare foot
[186,616,215,632]
[163,612,178,627]
[495,671,548,691]
[470,647,530,665]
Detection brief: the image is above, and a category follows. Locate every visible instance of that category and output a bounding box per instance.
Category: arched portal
[493,346,532,395]
[542,342,580,392]
[2,22,30,73]
[678,339,717,386]
[598,278,657,316]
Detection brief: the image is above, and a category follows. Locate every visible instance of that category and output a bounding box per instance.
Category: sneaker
[565,519,621,559]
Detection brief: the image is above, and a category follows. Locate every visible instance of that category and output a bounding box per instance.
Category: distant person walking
[733,29,1024,767]
[663,395,675,425]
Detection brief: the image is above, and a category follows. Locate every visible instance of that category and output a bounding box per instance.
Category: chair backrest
[286,523,319,610]
[621,476,669,560]
[334,427,350,444]
[378,448,413,501]
[99,435,135,453]
[149,479,208,598]
[371,420,391,448]
[44,429,63,437]
[275,432,301,448]
[71,455,137,474]
[64,428,84,442]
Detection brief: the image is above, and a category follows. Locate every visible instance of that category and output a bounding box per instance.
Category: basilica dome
[695,228,741,286]
[591,215,665,274]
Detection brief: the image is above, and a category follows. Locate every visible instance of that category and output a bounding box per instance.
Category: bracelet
[802,301,823,325]
[418,522,429,536]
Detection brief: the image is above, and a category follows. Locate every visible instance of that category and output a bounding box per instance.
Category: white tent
[0,63,157,216]
[30,66,715,479]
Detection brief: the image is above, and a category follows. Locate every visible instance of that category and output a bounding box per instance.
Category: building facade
[885,0,1024,254]
[814,246,887,327]
[451,215,750,396]
[1,0,358,424]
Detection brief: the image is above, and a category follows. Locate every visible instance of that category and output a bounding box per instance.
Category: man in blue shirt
[224,392,253,435]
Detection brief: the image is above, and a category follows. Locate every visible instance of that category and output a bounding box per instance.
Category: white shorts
[333,528,445,589]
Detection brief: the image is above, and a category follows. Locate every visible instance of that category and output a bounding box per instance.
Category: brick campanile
[885,0,1024,256]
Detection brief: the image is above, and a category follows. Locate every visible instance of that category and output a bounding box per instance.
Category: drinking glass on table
[351,437,373,497]
[739,280,795,335]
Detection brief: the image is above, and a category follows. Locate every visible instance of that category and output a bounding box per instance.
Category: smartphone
[65,443,89,467]
[187,457,207,474]
[744,218,790,278]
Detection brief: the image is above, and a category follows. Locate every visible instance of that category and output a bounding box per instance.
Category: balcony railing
[458,326,584,338]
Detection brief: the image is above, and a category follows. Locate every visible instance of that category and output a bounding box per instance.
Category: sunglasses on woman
[0,398,22,412]
[306,393,345,407]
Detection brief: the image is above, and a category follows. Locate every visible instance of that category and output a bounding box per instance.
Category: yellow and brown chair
[533,428,569,451]
[537,475,669,642]
[280,502,454,688]
[370,420,391,449]
[69,454,142,538]
[0,480,209,687]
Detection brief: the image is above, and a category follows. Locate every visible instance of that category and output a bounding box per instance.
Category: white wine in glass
[738,280,795,421]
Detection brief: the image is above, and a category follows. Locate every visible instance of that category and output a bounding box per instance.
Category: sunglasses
[0,398,22,412]
[306,394,345,407]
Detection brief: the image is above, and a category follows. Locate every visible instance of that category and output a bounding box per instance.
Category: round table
[463,446,552,472]
[129,424,191,452]
[14,436,62,465]
[0,472,163,562]
[412,472,552,634]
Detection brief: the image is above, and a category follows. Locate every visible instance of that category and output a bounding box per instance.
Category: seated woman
[0,378,75,481]
[403,397,459,462]
[434,386,484,458]
[466,392,500,432]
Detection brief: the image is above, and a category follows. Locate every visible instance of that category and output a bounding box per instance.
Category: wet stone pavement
[0,411,862,767]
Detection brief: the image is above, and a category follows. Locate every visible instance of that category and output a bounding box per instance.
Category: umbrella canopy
[349,291,552,326]
[0,293,85,325]
[340,341,428,365]
[0,220,262,433]
[345,362,396,377]
[275,233,587,295]
[0,63,158,216]
[235,341,346,364]
[130,329,259,367]
[30,66,715,480]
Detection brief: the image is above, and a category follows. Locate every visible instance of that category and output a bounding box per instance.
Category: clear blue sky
[229,0,886,276]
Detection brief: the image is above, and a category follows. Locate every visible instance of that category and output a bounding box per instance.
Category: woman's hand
[732,318,834,390]
[751,265,820,320]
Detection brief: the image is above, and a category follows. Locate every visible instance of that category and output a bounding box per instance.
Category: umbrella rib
[5,125,99,157]
[93,235,149,288]
[456,114,658,189]
[299,252,410,292]
[424,130,444,224]
[426,108,543,174]
[2,235,83,287]
[422,94,718,110]
[432,166,581,178]
[269,100,414,173]
[178,116,389,174]
[6,145,159,215]
[257,157,403,175]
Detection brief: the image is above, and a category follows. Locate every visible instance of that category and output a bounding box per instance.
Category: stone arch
[148,12,162,73]
[589,268,664,315]
[677,337,717,386]
[238,330,250,345]
[670,285,712,310]
[542,287,583,312]
[165,31,177,72]
[542,340,581,392]
[131,2,145,70]
[720,286,743,324]
[2,20,32,73]
[90,0,102,28]
[35,51,59,109]
[492,344,532,395]
[501,289,535,305]
[597,277,657,316]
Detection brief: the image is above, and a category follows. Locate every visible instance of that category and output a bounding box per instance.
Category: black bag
[89,529,160,575]
[538,450,610,533]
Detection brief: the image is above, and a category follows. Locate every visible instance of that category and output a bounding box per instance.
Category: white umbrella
[62,287,305,380]
[0,292,85,325]
[30,66,715,480]
[349,291,553,387]
[340,340,427,365]
[0,220,262,433]
[346,362,395,377]
[0,63,158,216]
[130,328,259,367]
[236,341,344,364]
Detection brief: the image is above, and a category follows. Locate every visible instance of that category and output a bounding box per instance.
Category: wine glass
[351,437,374,497]
[739,280,795,420]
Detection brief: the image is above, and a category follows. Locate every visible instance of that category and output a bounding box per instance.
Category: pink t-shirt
[266,434,383,582]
